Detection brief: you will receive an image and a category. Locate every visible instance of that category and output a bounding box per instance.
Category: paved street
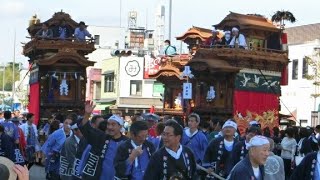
[29,165,46,180]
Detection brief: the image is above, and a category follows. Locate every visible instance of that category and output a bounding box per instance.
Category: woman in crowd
[280,127,297,179]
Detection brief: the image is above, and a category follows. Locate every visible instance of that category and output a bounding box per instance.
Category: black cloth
[228,155,264,180]
[290,152,317,180]
[79,121,112,180]
[114,139,155,179]
[143,146,197,180]
[232,140,248,166]
[52,25,72,38]
[203,136,238,178]
[283,158,292,180]
[0,133,14,161]
[299,138,313,155]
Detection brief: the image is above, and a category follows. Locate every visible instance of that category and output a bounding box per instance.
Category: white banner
[183,83,192,99]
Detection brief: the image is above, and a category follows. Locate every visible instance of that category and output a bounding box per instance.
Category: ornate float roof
[35,48,95,67]
[27,11,79,36]
[215,12,278,32]
[148,54,191,80]
[176,26,212,42]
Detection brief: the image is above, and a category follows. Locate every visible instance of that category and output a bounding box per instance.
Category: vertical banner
[183,83,192,99]
[28,82,40,125]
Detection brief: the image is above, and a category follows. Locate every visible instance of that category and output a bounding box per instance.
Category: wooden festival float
[23,12,95,125]
[150,12,289,134]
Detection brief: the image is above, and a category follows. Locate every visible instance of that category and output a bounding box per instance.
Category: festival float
[148,12,289,134]
[23,12,95,125]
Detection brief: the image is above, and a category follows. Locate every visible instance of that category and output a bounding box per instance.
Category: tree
[0,62,21,91]
[304,50,320,110]
[271,10,296,29]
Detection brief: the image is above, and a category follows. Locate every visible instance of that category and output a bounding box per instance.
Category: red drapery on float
[28,83,40,125]
[233,90,279,135]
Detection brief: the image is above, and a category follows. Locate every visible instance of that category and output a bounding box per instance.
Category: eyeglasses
[161,133,175,137]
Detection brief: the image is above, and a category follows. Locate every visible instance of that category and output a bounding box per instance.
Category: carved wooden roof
[189,48,288,72]
[35,49,95,67]
[148,54,191,79]
[23,39,95,56]
[28,11,79,36]
[215,12,278,32]
[176,26,212,42]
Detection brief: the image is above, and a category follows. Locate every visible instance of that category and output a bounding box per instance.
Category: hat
[249,120,260,126]
[0,157,17,180]
[232,27,239,32]
[188,113,200,123]
[222,120,237,129]
[79,21,86,26]
[247,135,270,149]
[108,115,124,126]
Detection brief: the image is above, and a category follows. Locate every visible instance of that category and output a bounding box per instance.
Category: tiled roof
[285,23,320,45]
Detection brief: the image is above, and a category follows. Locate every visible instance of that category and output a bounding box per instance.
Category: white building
[111,55,162,115]
[281,23,320,127]
[85,25,126,101]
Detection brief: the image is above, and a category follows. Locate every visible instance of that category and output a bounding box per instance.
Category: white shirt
[281,137,297,159]
[131,140,142,167]
[165,144,183,160]
[252,166,260,179]
[229,34,247,48]
[185,128,198,138]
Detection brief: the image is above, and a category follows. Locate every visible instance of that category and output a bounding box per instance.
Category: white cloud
[0,1,26,15]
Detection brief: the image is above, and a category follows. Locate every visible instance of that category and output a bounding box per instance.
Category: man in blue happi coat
[114,120,155,180]
[228,135,270,180]
[0,111,19,144]
[73,115,105,179]
[182,113,208,165]
[0,124,15,161]
[42,113,77,180]
[79,101,128,180]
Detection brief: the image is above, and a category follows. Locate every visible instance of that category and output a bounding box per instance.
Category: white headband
[224,30,231,34]
[222,120,237,129]
[249,120,260,126]
[232,27,239,32]
[108,115,124,126]
[247,135,270,149]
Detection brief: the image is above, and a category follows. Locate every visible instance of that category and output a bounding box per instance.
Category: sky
[0,0,319,67]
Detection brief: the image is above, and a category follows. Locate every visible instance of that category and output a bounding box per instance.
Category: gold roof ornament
[29,14,40,27]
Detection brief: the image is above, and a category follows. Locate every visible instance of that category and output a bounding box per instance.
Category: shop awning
[102,70,114,75]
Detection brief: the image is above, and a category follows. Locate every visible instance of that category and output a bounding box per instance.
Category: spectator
[74,21,91,41]
[280,127,297,179]
[264,138,285,180]
[229,27,247,49]
[163,40,177,56]
[35,23,53,39]
[0,125,15,161]
[53,19,72,39]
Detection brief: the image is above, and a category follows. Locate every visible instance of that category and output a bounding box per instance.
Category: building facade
[281,23,320,127]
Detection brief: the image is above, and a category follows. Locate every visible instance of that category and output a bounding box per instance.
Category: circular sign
[125,60,140,77]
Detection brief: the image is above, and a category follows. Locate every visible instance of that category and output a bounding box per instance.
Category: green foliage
[0,62,20,91]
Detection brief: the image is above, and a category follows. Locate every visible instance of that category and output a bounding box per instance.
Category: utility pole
[168,0,172,41]
[120,0,122,27]
[12,30,16,111]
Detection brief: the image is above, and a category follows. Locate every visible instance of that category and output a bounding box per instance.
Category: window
[130,80,142,96]
[292,59,298,80]
[153,82,164,96]
[302,57,308,79]
[94,35,100,45]
[104,73,114,92]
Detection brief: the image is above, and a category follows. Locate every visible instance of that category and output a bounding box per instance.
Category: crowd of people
[1,104,320,180]
[205,27,248,49]
[34,20,92,41]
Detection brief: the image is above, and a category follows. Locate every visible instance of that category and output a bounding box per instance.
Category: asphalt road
[29,165,46,180]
